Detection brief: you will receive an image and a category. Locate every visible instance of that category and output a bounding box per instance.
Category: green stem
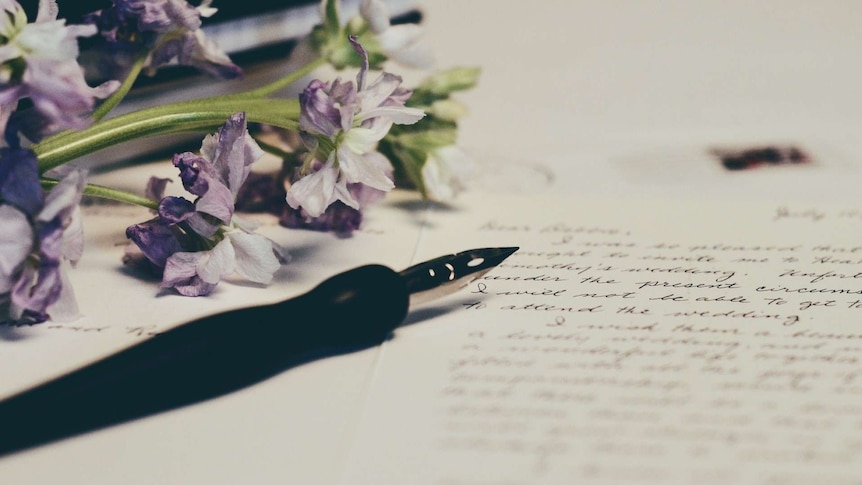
[41,179,158,210]
[32,54,322,173]
[254,137,292,159]
[91,51,148,122]
[254,138,304,178]
[33,98,300,173]
[231,56,327,99]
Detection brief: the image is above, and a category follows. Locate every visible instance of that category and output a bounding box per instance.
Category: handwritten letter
[341,194,862,485]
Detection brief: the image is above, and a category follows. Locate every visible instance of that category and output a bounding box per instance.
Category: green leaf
[379,140,427,197]
[415,67,481,97]
[391,128,458,152]
[427,99,469,122]
[323,0,340,36]
[309,24,332,56]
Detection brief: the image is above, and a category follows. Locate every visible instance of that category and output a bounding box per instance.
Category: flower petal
[38,168,85,224]
[337,146,394,191]
[158,196,196,224]
[180,30,243,80]
[17,19,81,61]
[343,125,387,153]
[286,163,337,217]
[10,253,62,323]
[357,72,401,111]
[173,152,211,197]
[333,177,361,210]
[384,43,435,69]
[206,112,263,196]
[193,172,235,223]
[195,239,235,285]
[17,59,118,139]
[227,230,281,284]
[421,145,476,201]
[359,0,390,34]
[281,201,363,235]
[356,105,425,125]
[161,251,217,297]
[0,205,33,293]
[61,205,84,265]
[44,262,79,322]
[163,252,201,281]
[299,79,343,137]
[126,218,183,268]
[376,24,424,53]
[0,147,44,216]
[185,212,221,239]
[36,0,60,23]
[145,177,173,201]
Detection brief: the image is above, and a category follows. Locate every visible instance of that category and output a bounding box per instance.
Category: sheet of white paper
[341,192,862,485]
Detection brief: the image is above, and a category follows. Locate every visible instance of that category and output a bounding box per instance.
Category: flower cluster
[84,0,241,80]
[0,0,119,141]
[312,0,432,70]
[0,0,478,323]
[126,113,285,296]
[377,66,480,201]
[0,135,84,322]
[282,37,424,231]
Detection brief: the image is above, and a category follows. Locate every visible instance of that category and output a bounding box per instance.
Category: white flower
[286,158,359,218]
[359,0,434,68]
[421,146,476,201]
[0,0,94,65]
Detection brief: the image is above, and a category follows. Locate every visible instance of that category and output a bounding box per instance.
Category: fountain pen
[0,247,518,457]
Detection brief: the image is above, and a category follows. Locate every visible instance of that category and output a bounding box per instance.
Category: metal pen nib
[400,247,519,307]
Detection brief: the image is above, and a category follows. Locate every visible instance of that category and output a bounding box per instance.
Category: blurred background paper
[437,0,862,204]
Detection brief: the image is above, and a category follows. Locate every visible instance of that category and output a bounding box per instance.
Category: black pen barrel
[0,264,408,457]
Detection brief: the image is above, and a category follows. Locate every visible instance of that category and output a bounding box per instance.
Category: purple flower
[280,201,363,236]
[0,145,85,323]
[285,157,358,218]
[126,113,286,297]
[86,0,241,79]
[234,170,287,214]
[0,0,119,140]
[281,154,390,235]
[231,160,383,235]
[286,39,424,218]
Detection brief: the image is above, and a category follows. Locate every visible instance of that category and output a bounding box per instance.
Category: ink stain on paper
[709,145,812,171]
